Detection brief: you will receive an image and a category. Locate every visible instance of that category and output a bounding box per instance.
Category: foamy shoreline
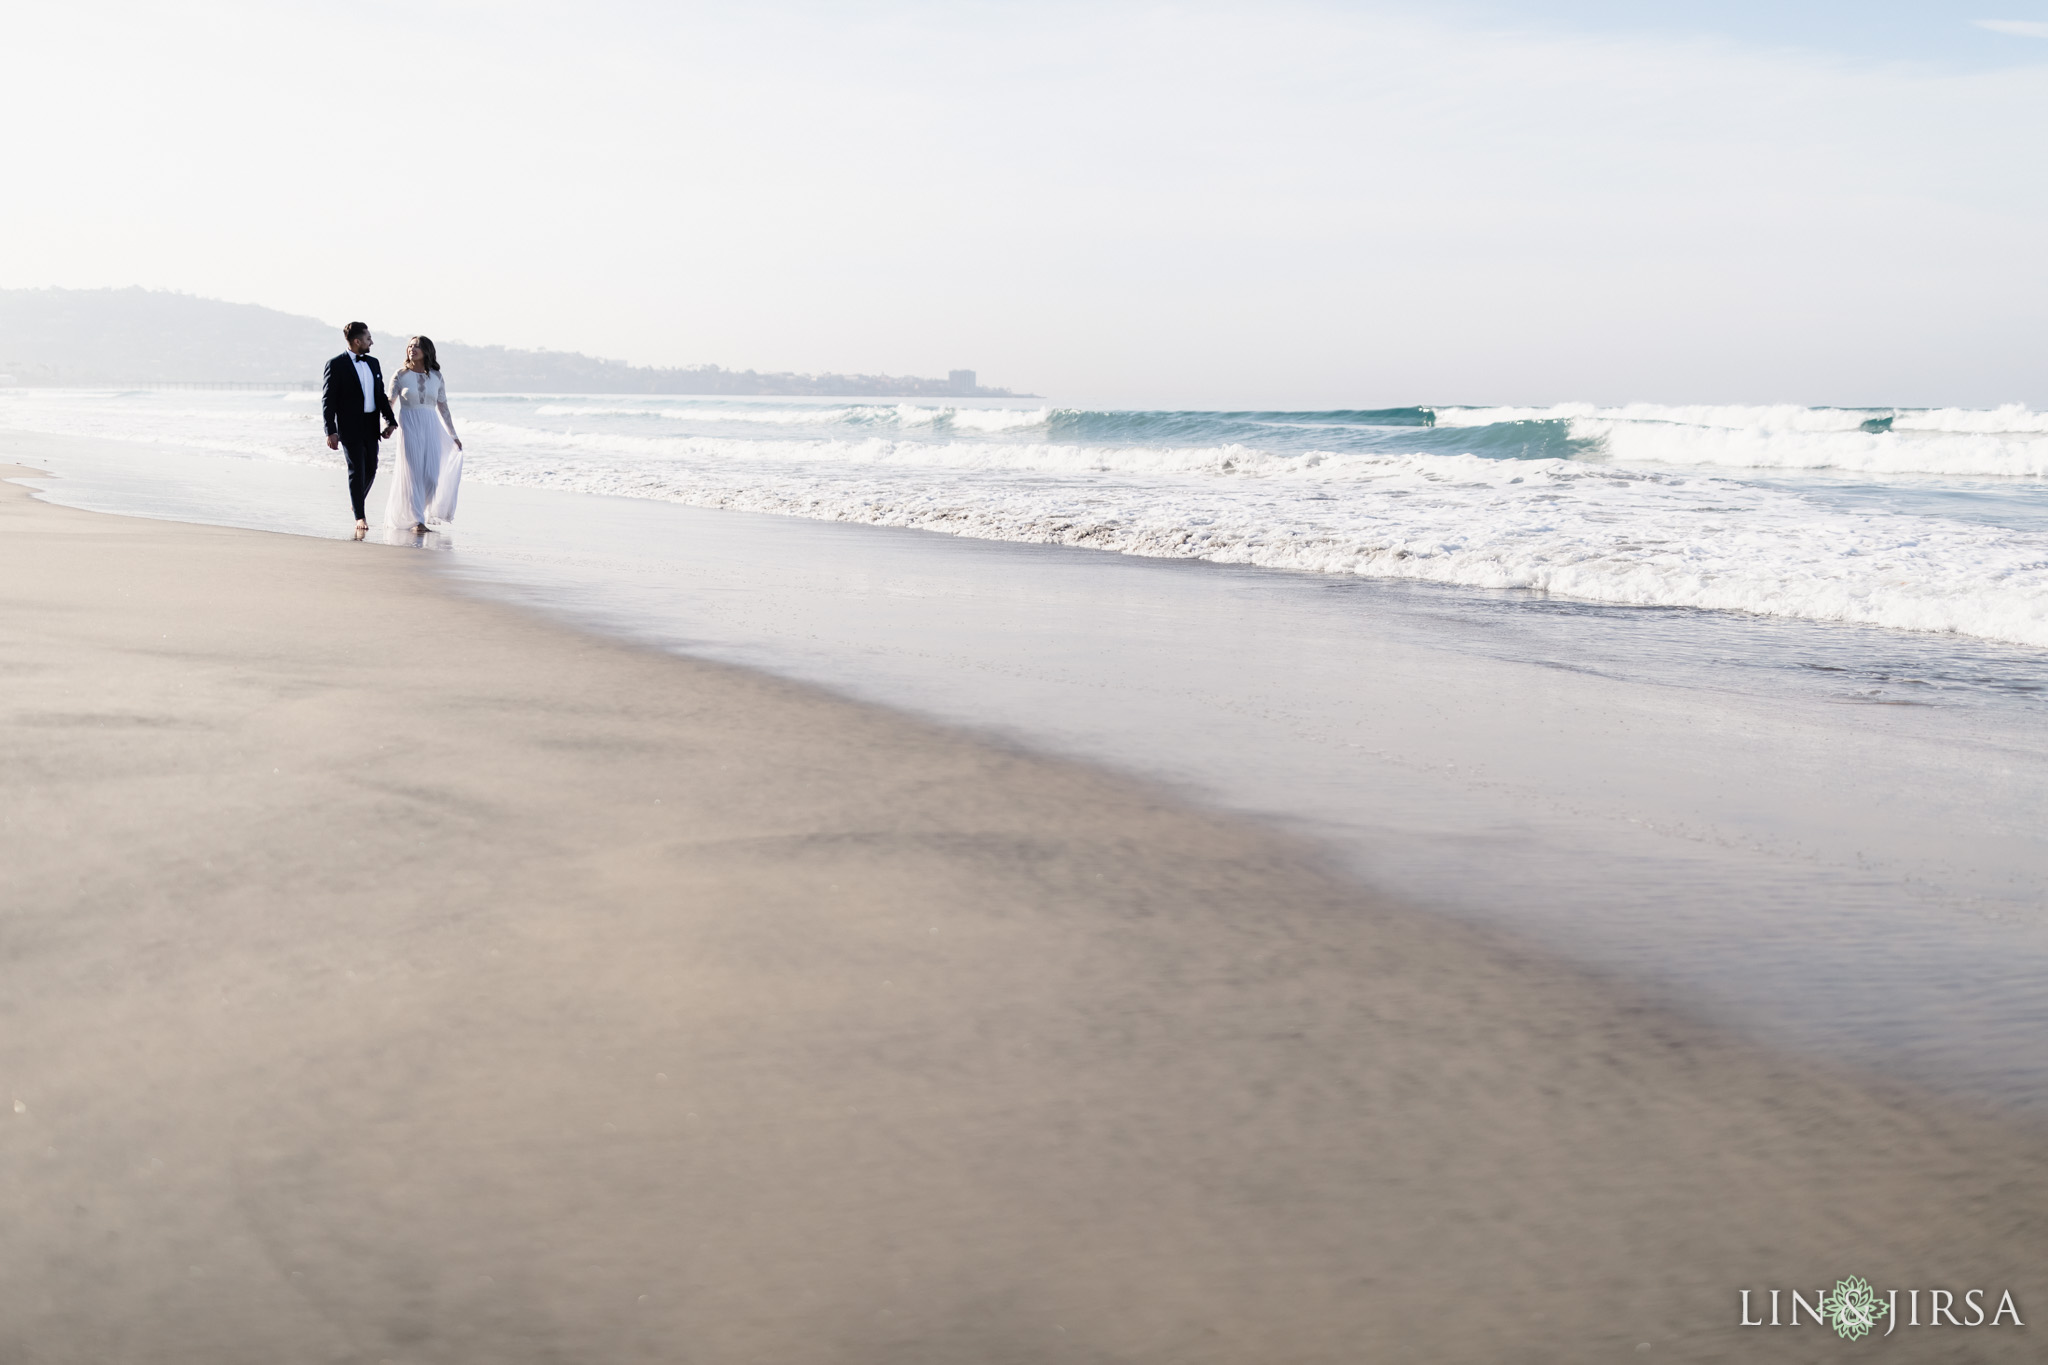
[7,387,2048,649]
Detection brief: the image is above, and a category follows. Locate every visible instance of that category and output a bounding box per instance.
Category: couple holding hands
[321,321,464,538]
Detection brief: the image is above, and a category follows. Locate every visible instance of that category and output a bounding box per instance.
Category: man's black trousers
[339,427,380,521]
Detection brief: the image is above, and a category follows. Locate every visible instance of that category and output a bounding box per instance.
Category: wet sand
[0,463,2040,1363]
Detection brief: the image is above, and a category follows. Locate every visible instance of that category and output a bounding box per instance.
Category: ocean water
[6,390,2048,1107]
[5,389,2048,650]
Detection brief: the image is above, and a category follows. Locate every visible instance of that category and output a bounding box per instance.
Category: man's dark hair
[342,321,370,342]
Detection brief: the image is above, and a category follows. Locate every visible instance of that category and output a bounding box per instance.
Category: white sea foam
[943,406,1052,432]
[1892,405,2048,435]
[6,388,2047,649]
[1582,421,2048,478]
[475,440,2048,647]
[456,420,1381,479]
[1436,402,2048,477]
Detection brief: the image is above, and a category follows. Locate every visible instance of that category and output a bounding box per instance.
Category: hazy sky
[7,1,2047,406]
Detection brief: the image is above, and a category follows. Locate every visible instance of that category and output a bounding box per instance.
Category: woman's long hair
[410,335,441,372]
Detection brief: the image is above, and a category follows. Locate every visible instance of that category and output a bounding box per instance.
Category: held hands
[382,423,397,440]
[326,434,340,450]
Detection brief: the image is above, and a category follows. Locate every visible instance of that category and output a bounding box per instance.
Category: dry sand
[0,462,2041,1363]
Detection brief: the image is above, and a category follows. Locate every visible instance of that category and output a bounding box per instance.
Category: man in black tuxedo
[322,321,398,535]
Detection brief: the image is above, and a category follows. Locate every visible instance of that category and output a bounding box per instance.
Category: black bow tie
[351,354,369,363]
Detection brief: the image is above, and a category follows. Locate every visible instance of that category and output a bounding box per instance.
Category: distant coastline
[0,287,1030,398]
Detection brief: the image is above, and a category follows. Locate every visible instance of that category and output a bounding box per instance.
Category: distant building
[948,369,976,394]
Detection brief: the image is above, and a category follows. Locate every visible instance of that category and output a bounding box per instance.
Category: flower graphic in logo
[1820,1276,1888,1341]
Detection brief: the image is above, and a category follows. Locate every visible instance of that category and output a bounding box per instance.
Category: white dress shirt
[351,353,375,413]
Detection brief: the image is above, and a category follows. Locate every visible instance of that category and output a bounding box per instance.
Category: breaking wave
[1435,402,2048,477]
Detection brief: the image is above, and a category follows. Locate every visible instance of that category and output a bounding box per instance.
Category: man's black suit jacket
[322,351,396,438]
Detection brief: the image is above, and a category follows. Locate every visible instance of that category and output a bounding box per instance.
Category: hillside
[0,288,1017,397]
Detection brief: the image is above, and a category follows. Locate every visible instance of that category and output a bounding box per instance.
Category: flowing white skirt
[384,407,463,527]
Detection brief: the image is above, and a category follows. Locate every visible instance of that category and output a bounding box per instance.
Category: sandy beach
[1,460,2042,1363]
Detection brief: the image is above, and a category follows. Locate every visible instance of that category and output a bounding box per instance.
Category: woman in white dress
[384,335,464,534]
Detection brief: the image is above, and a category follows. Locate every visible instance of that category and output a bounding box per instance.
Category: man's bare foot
[352,526,367,542]
[411,523,429,535]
